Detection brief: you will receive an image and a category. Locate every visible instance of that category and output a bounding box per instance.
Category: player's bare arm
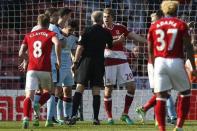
[74,44,84,63]
[127,32,147,44]
[184,35,197,76]
[18,44,28,71]
[52,36,62,69]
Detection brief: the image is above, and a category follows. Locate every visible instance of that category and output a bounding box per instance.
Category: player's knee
[76,84,85,93]
[180,89,191,96]
[92,86,100,95]
[54,87,63,97]
[63,87,72,97]
[42,89,49,93]
[104,86,113,97]
[25,90,35,100]
[155,91,169,98]
[126,82,136,93]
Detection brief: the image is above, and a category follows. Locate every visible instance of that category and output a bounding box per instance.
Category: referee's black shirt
[78,24,113,58]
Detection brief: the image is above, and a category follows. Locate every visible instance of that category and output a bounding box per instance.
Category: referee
[70,11,113,125]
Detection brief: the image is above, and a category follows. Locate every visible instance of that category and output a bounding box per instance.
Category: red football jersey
[104,23,130,65]
[148,17,189,58]
[22,29,56,71]
[105,23,129,51]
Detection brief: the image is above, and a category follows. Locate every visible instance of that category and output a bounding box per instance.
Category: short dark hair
[37,14,50,27]
[66,20,78,29]
[59,8,72,17]
[44,8,58,17]
[155,9,164,18]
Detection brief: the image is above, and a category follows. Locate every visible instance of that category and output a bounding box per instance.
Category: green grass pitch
[0,120,197,131]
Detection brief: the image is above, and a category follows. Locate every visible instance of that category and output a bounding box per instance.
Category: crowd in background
[0,0,196,89]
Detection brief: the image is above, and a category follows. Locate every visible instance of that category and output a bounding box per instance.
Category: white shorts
[154,57,190,93]
[147,63,154,89]
[25,71,52,91]
[104,63,134,86]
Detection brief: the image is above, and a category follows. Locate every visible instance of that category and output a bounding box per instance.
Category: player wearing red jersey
[103,8,147,125]
[148,1,197,131]
[136,10,177,126]
[18,14,61,129]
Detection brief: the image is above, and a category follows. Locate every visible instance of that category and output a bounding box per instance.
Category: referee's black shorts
[75,57,104,87]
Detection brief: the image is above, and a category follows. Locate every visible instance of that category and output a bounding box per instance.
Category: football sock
[143,95,156,112]
[63,97,72,118]
[47,94,56,120]
[155,98,166,131]
[39,92,50,106]
[72,92,82,117]
[57,98,63,120]
[177,94,190,128]
[123,92,134,114]
[23,97,32,118]
[104,96,112,119]
[93,95,100,120]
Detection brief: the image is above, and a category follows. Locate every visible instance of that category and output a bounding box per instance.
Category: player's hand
[118,33,125,43]
[56,60,61,69]
[18,60,28,72]
[188,21,195,28]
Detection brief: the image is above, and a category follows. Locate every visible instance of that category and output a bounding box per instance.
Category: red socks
[123,93,134,114]
[23,97,32,118]
[176,95,190,128]
[155,98,166,131]
[143,95,156,112]
[39,92,50,106]
[104,96,112,119]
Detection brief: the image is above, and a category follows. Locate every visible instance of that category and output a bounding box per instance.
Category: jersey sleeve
[49,24,64,40]
[50,31,56,37]
[147,25,153,44]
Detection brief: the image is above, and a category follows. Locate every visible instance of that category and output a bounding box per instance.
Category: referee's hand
[192,70,197,77]
[56,60,61,69]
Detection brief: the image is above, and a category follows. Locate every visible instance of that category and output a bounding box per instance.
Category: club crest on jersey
[116,30,120,34]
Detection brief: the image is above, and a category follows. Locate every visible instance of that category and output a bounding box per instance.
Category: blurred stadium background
[0,0,197,122]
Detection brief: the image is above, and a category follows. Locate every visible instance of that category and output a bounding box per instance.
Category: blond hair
[91,11,103,23]
[161,1,179,15]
